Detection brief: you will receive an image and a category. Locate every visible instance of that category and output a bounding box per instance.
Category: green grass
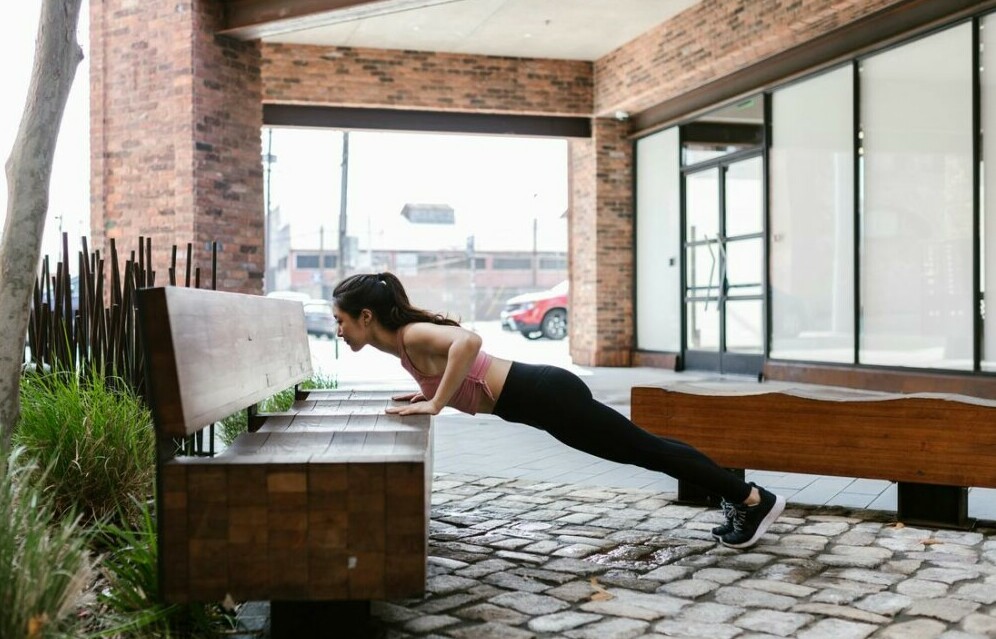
[0,448,95,639]
[218,373,338,446]
[16,368,155,525]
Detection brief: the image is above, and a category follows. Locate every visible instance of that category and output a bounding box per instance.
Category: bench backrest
[137,286,313,438]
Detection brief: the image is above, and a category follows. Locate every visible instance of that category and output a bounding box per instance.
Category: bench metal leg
[897,482,972,530]
[677,469,746,508]
[270,600,372,638]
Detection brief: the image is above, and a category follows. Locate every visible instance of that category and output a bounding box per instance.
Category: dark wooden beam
[633,0,996,135]
[263,104,592,138]
[682,122,763,146]
[631,351,679,370]
[221,0,403,40]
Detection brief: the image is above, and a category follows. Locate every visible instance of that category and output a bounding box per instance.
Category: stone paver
[238,473,996,638]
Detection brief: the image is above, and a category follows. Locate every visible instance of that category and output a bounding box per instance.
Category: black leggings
[492,362,752,503]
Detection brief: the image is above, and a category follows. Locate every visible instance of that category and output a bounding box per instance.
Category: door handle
[716,233,728,294]
[704,234,718,310]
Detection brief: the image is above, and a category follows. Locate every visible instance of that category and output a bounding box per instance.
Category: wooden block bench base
[161,421,431,603]
[270,600,371,639]
[631,381,996,529]
[896,483,970,529]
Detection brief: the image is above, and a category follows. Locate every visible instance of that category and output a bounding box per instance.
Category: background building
[88,0,996,389]
[274,201,567,320]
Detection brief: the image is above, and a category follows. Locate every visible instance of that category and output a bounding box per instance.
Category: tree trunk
[0,0,84,455]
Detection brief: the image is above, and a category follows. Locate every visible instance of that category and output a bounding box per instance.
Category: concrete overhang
[220,0,699,61]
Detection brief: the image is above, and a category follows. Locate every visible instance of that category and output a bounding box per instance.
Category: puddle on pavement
[586,543,703,570]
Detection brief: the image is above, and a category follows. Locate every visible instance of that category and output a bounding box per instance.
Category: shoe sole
[720,495,786,549]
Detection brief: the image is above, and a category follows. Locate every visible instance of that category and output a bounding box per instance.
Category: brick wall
[594,0,905,116]
[569,118,633,367]
[90,0,263,293]
[90,0,196,265]
[191,4,264,292]
[261,44,592,116]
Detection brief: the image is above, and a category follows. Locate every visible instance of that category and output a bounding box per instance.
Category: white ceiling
[264,0,701,61]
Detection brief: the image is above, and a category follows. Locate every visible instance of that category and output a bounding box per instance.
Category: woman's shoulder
[402,320,461,338]
[401,320,470,348]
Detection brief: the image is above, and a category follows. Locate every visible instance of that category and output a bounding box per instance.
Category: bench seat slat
[208,430,431,463]
[302,389,403,402]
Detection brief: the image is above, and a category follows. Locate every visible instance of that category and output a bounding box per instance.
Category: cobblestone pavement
[236,472,996,638]
[362,473,996,639]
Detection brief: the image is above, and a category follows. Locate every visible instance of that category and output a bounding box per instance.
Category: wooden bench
[136,286,432,637]
[631,379,996,529]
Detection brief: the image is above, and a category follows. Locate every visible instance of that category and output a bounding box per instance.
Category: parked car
[500,281,568,340]
[266,291,336,338]
[303,299,336,339]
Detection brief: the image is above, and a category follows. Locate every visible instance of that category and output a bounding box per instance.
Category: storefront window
[860,23,974,369]
[769,66,855,362]
[636,127,682,351]
[982,15,996,371]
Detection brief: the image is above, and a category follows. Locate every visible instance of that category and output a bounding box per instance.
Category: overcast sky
[0,2,90,260]
[1,2,567,265]
[268,128,569,253]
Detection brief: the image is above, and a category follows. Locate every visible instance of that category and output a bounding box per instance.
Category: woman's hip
[492,361,590,424]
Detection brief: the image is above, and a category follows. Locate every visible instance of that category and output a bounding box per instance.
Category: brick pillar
[90,0,263,293]
[568,118,633,367]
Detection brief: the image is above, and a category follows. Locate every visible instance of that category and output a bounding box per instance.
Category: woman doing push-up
[332,272,785,549]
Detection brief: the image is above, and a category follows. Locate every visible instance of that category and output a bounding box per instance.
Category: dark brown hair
[332,272,459,329]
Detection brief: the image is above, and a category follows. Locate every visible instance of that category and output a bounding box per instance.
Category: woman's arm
[386,322,482,416]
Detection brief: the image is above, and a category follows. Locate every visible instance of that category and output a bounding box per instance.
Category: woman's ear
[360,308,373,326]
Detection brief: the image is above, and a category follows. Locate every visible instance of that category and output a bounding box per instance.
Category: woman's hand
[385,399,441,416]
[391,391,426,403]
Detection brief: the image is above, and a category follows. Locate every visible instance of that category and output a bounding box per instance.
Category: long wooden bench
[631,379,996,528]
[136,286,432,637]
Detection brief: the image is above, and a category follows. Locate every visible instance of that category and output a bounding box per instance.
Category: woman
[332,272,785,549]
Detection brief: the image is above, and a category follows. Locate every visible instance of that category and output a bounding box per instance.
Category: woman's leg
[493,363,752,503]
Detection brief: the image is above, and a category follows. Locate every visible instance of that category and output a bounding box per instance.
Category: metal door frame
[681,148,765,375]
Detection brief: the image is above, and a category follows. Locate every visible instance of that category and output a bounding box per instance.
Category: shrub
[0,448,95,639]
[218,373,338,446]
[16,368,155,525]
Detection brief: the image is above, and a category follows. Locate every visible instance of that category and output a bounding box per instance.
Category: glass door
[684,153,765,374]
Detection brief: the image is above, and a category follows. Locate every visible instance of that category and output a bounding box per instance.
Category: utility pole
[531,192,538,287]
[467,235,476,328]
[319,225,327,300]
[338,131,350,282]
[532,217,538,288]
[262,129,276,293]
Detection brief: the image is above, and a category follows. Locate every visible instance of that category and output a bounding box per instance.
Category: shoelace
[729,502,749,533]
[720,498,736,525]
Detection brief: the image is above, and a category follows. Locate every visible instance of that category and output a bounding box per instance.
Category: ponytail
[332,272,459,329]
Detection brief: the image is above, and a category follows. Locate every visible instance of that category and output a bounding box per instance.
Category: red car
[500,281,569,340]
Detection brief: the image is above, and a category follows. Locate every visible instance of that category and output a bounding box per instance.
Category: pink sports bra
[397,325,495,415]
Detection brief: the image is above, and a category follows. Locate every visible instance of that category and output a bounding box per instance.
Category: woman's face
[332,304,369,351]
